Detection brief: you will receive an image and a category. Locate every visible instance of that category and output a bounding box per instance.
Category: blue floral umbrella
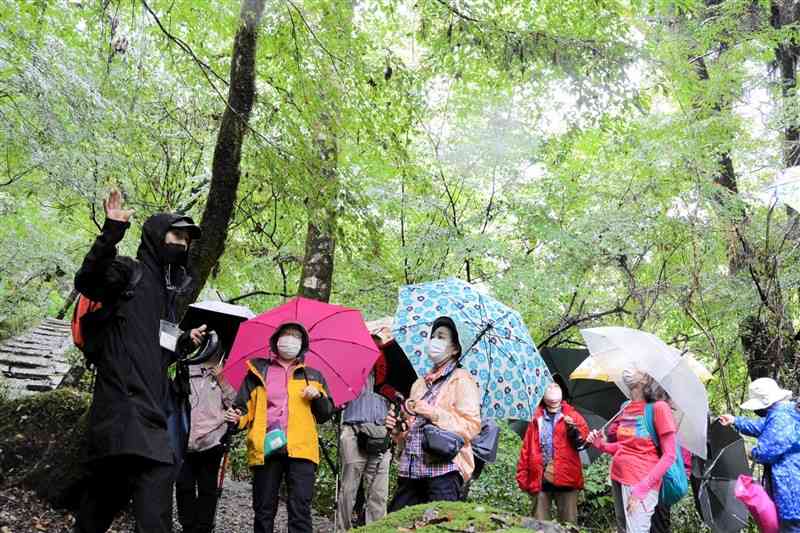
[392,278,552,420]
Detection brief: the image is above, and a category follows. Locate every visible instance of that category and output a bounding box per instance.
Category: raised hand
[103,189,135,223]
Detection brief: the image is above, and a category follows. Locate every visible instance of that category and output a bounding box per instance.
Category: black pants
[175,445,224,533]
[389,471,463,513]
[649,502,671,533]
[252,456,316,533]
[74,455,175,533]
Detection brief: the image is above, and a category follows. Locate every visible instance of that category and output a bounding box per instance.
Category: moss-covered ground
[352,501,575,532]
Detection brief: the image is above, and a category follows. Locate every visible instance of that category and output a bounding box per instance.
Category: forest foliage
[3,0,800,411]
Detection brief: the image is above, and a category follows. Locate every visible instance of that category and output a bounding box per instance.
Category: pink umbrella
[223,296,380,407]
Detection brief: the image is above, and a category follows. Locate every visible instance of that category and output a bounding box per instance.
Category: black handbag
[422,425,464,462]
[355,423,391,456]
[471,419,500,464]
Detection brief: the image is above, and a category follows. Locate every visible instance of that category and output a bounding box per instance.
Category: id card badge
[159,320,180,352]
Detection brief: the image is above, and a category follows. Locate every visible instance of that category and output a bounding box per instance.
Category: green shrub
[576,455,615,531]
[467,421,530,515]
[313,422,340,517]
[670,494,708,533]
[0,388,91,508]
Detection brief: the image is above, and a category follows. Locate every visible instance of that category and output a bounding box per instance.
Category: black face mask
[161,243,188,266]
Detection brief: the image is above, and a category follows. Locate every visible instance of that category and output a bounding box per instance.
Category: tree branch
[538,296,631,347]
[141,0,229,88]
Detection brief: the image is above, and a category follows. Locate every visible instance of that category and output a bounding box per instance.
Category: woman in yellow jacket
[225,322,334,533]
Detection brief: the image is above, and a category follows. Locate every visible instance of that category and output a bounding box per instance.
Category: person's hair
[280,325,303,337]
[643,376,668,403]
[371,334,383,345]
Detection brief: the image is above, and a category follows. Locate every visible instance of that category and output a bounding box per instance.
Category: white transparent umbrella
[761,166,800,211]
[580,326,709,459]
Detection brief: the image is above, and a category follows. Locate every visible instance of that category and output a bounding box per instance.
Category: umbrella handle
[392,398,409,433]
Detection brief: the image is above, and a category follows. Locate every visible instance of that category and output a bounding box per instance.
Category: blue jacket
[736,401,800,520]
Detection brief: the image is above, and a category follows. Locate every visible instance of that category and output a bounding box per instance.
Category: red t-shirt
[610,400,676,488]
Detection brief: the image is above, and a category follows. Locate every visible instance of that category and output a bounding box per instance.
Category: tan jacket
[187,365,235,452]
[399,367,482,480]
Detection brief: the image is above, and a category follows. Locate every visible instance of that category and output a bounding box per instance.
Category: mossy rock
[352,501,578,532]
[0,388,91,509]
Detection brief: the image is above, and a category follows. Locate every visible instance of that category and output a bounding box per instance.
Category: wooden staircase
[0,318,73,398]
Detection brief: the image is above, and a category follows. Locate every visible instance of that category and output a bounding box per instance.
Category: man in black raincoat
[73,190,207,533]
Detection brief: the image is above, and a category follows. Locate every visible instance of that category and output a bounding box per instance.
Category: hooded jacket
[516,402,589,493]
[735,401,800,520]
[74,214,197,464]
[233,323,335,466]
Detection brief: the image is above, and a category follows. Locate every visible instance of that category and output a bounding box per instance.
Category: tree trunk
[693,3,796,383]
[185,0,265,307]
[298,116,338,303]
[772,1,800,167]
[768,0,800,387]
[55,289,78,320]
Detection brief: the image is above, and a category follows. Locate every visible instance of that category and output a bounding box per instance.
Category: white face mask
[276,336,302,360]
[427,338,451,365]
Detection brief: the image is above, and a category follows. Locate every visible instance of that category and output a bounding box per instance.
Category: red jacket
[516,402,589,493]
[373,351,400,401]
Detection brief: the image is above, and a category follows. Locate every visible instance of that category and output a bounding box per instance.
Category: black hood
[269,322,310,360]
[136,213,195,271]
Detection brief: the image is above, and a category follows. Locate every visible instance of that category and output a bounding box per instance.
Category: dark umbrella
[696,420,751,533]
[540,347,627,421]
[377,339,417,399]
[179,300,255,356]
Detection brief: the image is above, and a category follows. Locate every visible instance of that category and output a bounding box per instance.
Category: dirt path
[0,478,333,532]
[213,478,333,532]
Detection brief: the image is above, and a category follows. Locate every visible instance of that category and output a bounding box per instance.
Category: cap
[170,217,202,240]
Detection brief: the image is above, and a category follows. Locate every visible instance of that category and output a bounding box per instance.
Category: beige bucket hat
[740,378,792,411]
